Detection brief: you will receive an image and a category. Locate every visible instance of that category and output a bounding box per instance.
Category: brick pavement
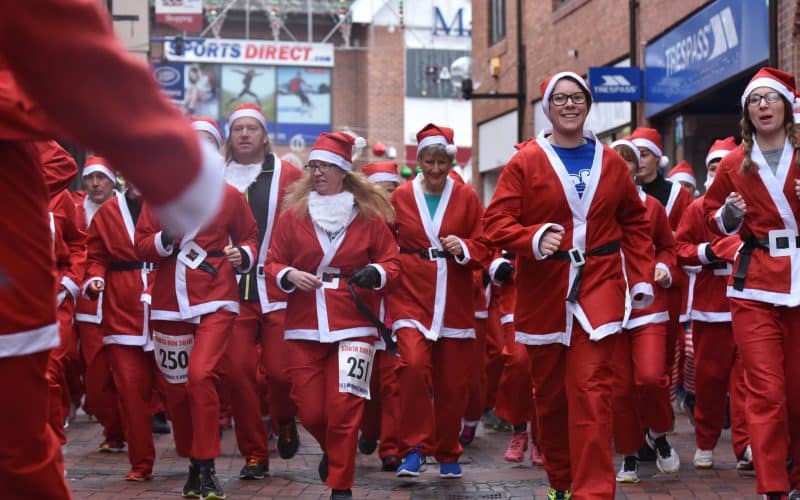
[63,410,762,499]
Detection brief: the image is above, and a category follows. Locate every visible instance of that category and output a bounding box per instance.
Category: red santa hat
[667,160,696,189]
[416,123,457,157]
[741,67,796,110]
[191,116,223,148]
[539,71,592,121]
[228,103,267,132]
[308,132,365,172]
[705,136,737,167]
[629,127,663,157]
[82,155,116,184]
[609,139,641,162]
[362,161,400,184]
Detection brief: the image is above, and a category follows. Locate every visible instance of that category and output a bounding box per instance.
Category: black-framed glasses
[747,91,781,107]
[550,92,587,106]
[304,163,335,173]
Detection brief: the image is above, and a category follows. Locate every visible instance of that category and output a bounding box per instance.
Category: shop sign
[165,38,335,68]
[645,0,769,117]
[588,67,642,102]
[155,0,203,33]
[152,62,185,101]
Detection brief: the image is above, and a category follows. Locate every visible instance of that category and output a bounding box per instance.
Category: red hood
[36,140,78,197]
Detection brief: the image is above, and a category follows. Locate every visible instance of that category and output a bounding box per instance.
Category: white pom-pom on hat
[445,144,458,156]
[659,155,670,169]
[354,136,367,149]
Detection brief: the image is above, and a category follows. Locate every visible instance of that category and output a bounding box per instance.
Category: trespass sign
[165,38,334,68]
[644,0,768,117]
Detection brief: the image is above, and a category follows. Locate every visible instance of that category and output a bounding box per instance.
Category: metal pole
[307,0,313,42]
[516,0,526,143]
[629,0,638,130]
[769,0,778,67]
[245,0,250,39]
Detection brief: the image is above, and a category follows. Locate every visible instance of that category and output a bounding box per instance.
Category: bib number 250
[153,331,194,384]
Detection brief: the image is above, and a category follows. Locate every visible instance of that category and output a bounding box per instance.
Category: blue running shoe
[396,449,426,477]
[439,461,462,478]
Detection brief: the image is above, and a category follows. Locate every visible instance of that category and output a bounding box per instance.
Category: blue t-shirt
[424,192,441,219]
[552,140,595,198]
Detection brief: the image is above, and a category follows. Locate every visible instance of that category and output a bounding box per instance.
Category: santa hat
[539,71,592,121]
[705,136,737,167]
[630,127,671,168]
[794,92,800,125]
[667,161,696,189]
[610,139,641,162]
[308,132,365,172]
[416,123,457,157]
[82,156,116,184]
[741,67,796,110]
[191,116,223,148]
[228,103,267,132]
[362,161,400,184]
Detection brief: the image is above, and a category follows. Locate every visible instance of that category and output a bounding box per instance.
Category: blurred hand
[439,235,463,257]
[654,268,670,288]
[539,229,564,257]
[287,269,322,292]
[88,279,104,295]
[223,245,242,268]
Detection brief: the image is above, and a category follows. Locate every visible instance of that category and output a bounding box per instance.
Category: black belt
[171,248,225,275]
[733,236,800,291]
[550,240,621,303]
[399,247,452,260]
[702,261,729,271]
[108,261,157,272]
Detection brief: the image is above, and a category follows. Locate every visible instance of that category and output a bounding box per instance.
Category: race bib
[338,341,375,399]
[153,331,194,384]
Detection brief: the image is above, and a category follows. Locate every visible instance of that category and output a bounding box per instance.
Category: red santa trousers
[484,301,506,411]
[528,324,616,498]
[360,349,400,459]
[223,301,269,464]
[730,298,800,494]
[464,317,488,422]
[692,321,748,455]
[106,344,156,475]
[152,310,234,460]
[286,338,369,490]
[0,351,72,500]
[260,309,296,422]
[395,329,473,462]
[666,287,684,391]
[47,298,75,445]
[495,341,533,426]
[78,321,123,442]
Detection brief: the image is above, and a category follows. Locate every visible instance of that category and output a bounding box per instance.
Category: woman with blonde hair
[266,132,399,500]
[704,67,800,500]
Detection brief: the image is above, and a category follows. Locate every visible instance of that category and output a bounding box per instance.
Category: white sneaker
[693,448,714,469]
[646,430,680,474]
[615,456,640,483]
[736,445,753,470]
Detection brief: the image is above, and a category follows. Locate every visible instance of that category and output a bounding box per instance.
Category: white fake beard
[308,191,354,235]
[225,161,262,193]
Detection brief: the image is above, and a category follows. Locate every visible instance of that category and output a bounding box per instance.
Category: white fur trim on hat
[192,121,222,148]
[670,172,696,188]
[82,164,116,183]
[705,150,731,167]
[367,172,400,184]
[631,137,663,157]
[228,108,267,132]
[610,139,640,162]
[418,135,449,151]
[308,149,352,172]
[741,77,795,109]
[541,71,591,121]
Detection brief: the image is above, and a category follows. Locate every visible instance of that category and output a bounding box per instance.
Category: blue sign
[152,62,185,101]
[644,0,769,117]
[588,66,642,102]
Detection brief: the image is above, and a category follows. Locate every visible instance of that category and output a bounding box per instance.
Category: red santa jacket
[74,191,107,324]
[704,141,800,306]
[266,203,400,343]
[389,175,492,341]
[625,191,676,329]
[136,184,258,322]
[84,192,155,347]
[0,1,224,357]
[483,131,655,346]
[225,155,303,314]
[662,180,693,322]
[675,195,740,323]
[488,253,517,352]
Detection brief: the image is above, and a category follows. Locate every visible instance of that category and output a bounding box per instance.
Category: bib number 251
[338,341,375,399]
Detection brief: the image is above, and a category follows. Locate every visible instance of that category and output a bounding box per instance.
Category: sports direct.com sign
[165,38,334,68]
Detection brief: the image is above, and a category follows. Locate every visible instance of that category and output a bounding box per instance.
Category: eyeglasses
[304,163,335,173]
[747,91,781,107]
[550,92,587,106]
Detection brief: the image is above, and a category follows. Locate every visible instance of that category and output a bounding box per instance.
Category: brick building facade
[471,0,800,202]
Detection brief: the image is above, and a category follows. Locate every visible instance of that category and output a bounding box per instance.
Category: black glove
[494,261,515,283]
[160,229,174,249]
[704,244,718,263]
[350,265,381,289]
[482,269,491,287]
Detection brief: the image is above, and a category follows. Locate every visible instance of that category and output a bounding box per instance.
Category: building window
[489,0,506,45]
